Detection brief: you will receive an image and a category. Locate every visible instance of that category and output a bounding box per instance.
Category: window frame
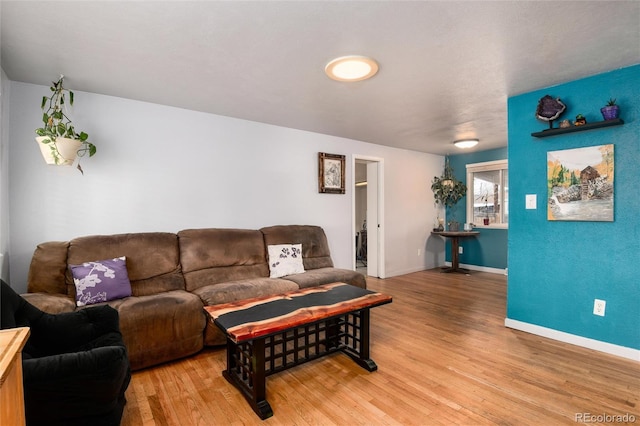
[465,159,508,229]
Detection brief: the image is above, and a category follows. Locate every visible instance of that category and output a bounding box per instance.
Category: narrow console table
[431,231,479,274]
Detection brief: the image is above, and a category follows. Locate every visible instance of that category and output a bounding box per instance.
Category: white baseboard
[505,318,640,362]
[384,265,431,278]
[444,262,507,275]
[387,263,506,278]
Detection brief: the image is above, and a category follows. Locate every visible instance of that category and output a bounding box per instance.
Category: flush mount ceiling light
[325,56,379,82]
[454,139,479,149]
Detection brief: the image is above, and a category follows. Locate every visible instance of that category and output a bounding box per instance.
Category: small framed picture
[318,152,345,194]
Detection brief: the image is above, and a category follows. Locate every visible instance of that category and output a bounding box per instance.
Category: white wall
[8,81,443,292]
[1,69,10,282]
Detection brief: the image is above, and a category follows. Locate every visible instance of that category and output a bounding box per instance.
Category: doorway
[353,156,385,278]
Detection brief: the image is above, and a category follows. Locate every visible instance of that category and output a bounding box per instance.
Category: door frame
[352,155,385,279]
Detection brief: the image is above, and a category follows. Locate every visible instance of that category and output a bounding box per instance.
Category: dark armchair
[1,280,131,426]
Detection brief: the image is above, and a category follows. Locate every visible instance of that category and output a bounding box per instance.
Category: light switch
[525,194,537,209]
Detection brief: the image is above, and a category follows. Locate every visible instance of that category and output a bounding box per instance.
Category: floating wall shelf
[531,118,624,138]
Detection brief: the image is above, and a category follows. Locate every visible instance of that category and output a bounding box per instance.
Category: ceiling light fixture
[453,139,479,149]
[325,56,379,82]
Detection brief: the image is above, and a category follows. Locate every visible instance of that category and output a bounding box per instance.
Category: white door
[366,162,379,277]
[353,156,385,278]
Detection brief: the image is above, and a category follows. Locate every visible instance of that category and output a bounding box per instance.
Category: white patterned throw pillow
[267,244,305,278]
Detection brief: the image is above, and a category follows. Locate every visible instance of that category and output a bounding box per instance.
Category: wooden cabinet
[0,327,30,426]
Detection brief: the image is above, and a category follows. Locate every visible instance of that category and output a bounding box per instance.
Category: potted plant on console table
[431,158,467,231]
[35,76,96,173]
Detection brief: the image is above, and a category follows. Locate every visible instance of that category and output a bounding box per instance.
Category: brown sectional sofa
[22,225,365,371]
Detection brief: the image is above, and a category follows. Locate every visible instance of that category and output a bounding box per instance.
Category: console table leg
[450,237,460,270]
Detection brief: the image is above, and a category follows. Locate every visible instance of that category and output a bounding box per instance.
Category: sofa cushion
[67,233,184,297]
[20,293,76,314]
[179,228,270,292]
[260,225,334,270]
[105,290,205,370]
[192,278,299,306]
[267,243,305,278]
[281,267,367,289]
[70,257,132,307]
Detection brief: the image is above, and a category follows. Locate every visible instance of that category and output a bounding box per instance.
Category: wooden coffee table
[204,282,392,419]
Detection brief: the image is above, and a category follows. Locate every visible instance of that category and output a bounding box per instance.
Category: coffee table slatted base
[223,309,374,419]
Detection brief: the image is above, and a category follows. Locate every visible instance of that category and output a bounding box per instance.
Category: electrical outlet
[593,299,606,316]
[458,246,463,254]
[417,248,421,257]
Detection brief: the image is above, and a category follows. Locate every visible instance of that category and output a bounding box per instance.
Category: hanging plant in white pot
[35,76,96,173]
[431,158,467,231]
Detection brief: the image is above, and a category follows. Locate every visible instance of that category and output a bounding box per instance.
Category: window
[466,160,508,228]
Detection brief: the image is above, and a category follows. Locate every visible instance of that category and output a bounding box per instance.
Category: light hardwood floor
[121,269,639,425]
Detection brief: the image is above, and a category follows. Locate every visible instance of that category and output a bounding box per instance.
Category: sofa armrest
[23,345,128,384]
[29,306,124,356]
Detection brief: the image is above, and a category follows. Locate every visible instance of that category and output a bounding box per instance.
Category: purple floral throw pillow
[70,256,132,307]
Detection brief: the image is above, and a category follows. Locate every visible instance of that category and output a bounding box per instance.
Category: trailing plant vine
[35,76,96,172]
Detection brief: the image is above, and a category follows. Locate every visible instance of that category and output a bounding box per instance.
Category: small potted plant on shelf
[600,98,620,121]
[431,158,467,231]
[35,76,96,173]
[476,185,490,225]
[574,114,587,126]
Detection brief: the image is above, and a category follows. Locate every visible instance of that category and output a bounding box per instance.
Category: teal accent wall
[507,65,640,350]
[447,148,508,269]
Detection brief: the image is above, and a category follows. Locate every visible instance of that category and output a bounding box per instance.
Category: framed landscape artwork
[547,144,614,221]
[318,152,345,194]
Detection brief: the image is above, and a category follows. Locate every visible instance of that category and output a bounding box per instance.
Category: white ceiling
[2,1,639,156]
